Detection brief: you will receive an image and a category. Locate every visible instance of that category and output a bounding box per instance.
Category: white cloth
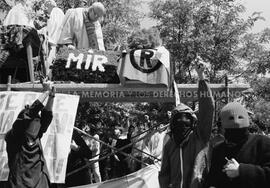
[132,132,146,157]
[58,8,105,50]
[156,46,170,69]
[90,134,101,183]
[117,46,170,87]
[3,3,34,27]
[39,7,65,75]
[142,129,169,166]
[46,7,65,45]
[70,165,160,188]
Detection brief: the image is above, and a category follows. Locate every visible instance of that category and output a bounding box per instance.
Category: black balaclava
[220,102,250,145]
[26,116,42,140]
[170,103,197,146]
[224,128,249,145]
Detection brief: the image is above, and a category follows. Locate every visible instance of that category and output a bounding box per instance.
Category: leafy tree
[97,0,143,50]
[149,0,263,83]
[0,0,11,24]
[242,78,270,131]
[235,28,270,79]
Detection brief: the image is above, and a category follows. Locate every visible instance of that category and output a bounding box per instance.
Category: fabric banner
[70,165,160,188]
[173,80,181,105]
[142,129,169,165]
[117,46,170,87]
[0,91,80,183]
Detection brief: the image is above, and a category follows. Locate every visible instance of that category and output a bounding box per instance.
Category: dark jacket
[159,80,215,188]
[5,100,53,188]
[206,134,270,188]
[65,131,92,187]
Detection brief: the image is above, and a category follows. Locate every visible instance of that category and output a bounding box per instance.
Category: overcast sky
[140,0,270,33]
[241,0,270,32]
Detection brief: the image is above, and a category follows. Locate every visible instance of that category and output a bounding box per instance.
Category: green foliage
[239,77,270,130]
[127,27,162,49]
[149,0,264,83]
[75,101,173,132]
[96,0,143,50]
[251,78,270,101]
[236,28,270,78]
[252,100,270,129]
[0,0,11,13]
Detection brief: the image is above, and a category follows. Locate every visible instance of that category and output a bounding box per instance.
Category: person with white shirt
[58,2,106,50]
[39,0,65,76]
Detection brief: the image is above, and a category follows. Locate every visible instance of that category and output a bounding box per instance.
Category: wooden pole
[118,51,127,85]
[225,74,229,104]
[6,75,11,91]
[67,127,149,177]
[26,42,34,83]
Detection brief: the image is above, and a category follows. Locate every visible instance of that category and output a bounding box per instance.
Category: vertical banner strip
[173,81,180,106]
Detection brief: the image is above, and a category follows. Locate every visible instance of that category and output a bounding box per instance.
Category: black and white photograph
[0,0,269,188]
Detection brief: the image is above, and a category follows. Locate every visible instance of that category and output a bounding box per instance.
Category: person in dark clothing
[99,136,111,181]
[113,125,134,178]
[159,63,215,188]
[65,130,92,187]
[205,102,270,188]
[5,80,55,188]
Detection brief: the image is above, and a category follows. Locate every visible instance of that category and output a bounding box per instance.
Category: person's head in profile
[88,2,106,22]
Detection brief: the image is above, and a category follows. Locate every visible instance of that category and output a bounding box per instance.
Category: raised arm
[39,86,55,136]
[196,64,215,143]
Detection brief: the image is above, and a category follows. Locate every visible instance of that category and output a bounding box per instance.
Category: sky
[140,0,270,33]
[241,0,270,33]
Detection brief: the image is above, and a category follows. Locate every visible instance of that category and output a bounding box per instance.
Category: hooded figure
[206,102,270,188]
[5,87,55,188]
[170,103,197,146]
[159,68,215,188]
[220,102,250,145]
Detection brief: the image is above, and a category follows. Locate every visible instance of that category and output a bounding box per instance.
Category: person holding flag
[158,62,215,188]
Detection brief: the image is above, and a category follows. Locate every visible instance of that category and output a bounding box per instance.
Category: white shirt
[4,3,34,27]
[58,8,105,50]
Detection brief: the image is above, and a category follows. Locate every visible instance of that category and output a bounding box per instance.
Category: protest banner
[117,47,170,87]
[71,164,160,188]
[0,91,79,183]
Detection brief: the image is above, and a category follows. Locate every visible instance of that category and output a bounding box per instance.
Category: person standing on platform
[58,2,106,50]
[39,0,65,76]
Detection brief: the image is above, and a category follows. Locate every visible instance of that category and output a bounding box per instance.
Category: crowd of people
[1,60,269,188]
[1,1,270,188]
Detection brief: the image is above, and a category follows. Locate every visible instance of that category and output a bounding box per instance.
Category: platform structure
[0,82,250,103]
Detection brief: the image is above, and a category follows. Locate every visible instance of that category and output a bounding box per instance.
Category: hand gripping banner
[0,91,79,183]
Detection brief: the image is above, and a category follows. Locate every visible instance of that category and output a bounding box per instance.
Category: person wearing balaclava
[159,63,215,188]
[205,102,270,188]
[5,79,55,188]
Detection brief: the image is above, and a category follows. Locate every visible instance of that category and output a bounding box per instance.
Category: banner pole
[68,126,162,177]
[67,127,149,177]
[7,75,11,91]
